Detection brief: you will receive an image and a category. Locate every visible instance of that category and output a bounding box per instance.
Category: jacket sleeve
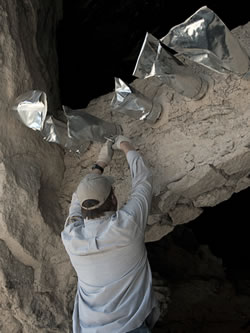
[120,150,153,232]
[64,192,83,227]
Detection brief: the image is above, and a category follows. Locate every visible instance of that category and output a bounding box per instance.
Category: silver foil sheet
[133,33,208,100]
[42,116,68,145]
[42,116,88,153]
[161,6,250,74]
[12,90,47,131]
[63,106,123,143]
[111,78,162,124]
[13,90,122,153]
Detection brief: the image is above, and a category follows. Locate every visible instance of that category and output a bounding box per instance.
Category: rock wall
[0,1,74,332]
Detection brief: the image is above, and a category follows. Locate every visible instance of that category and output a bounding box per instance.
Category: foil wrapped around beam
[42,116,88,153]
[133,33,208,100]
[161,6,250,74]
[63,106,123,143]
[111,78,162,124]
[42,116,67,145]
[12,90,47,131]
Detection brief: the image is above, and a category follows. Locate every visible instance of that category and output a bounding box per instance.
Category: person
[61,135,160,333]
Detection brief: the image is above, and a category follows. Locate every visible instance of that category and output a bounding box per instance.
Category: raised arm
[112,136,153,232]
[65,140,114,226]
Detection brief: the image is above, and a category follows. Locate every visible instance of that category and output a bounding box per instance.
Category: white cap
[76,174,114,210]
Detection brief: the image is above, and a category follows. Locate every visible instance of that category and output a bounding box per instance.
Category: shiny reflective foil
[161,6,250,74]
[111,78,162,124]
[42,116,88,153]
[13,90,123,152]
[63,106,123,143]
[133,33,208,100]
[42,116,67,145]
[12,90,47,130]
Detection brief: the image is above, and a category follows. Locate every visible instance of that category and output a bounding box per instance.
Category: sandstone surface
[0,1,73,332]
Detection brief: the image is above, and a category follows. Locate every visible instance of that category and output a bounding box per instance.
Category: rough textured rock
[0,1,74,332]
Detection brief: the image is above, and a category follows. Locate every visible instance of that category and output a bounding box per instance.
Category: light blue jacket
[61,151,160,332]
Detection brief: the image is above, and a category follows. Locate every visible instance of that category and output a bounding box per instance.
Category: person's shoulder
[114,208,140,228]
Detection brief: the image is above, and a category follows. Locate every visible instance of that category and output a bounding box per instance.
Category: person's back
[61,136,160,332]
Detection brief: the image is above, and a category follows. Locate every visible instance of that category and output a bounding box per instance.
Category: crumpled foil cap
[63,106,123,143]
[161,6,250,74]
[111,77,162,124]
[12,90,47,131]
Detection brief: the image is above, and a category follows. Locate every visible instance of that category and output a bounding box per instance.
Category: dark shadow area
[57,0,250,109]
[147,186,250,281]
[38,187,64,235]
[147,187,250,333]
[188,187,250,281]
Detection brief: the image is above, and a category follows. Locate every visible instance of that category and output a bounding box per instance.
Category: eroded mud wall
[0,1,74,332]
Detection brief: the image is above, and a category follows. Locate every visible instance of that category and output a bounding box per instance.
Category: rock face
[0,1,73,332]
[1,1,250,332]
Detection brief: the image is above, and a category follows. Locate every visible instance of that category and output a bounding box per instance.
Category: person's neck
[85,211,115,221]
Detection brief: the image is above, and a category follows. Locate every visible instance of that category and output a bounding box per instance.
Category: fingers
[112,135,131,150]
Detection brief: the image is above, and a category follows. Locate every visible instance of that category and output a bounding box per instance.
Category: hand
[112,135,132,150]
[97,140,114,167]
